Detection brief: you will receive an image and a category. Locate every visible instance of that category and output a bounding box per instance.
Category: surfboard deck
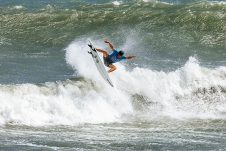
[88,40,114,87]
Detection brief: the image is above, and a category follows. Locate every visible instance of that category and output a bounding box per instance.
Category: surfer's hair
[118,50,124,56]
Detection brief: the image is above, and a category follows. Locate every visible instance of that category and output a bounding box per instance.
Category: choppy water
[1,120,226,150]
[0,0,226,150]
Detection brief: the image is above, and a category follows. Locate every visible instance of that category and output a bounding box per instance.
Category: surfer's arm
[96,48,105,52]
[96,48,107,54]
[104,40,114,50]
[126,56,136,60]
[96,48,108,58]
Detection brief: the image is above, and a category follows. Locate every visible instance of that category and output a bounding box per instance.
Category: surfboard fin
[88,44,97,52]
[88,44,93,49]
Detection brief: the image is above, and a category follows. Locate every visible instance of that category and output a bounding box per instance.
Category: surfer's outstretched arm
[104,40,114,50]
[126,56,136,60]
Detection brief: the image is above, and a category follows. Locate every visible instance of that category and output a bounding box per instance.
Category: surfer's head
[118,50,124,58]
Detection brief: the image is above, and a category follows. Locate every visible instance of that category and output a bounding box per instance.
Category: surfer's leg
[96,48,108,58]
[108,64,116,73]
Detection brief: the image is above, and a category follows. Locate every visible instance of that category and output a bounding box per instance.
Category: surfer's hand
[127,56,136,59]
[104,40,109,43]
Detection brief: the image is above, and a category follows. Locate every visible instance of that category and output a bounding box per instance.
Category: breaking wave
[0,38,225,126]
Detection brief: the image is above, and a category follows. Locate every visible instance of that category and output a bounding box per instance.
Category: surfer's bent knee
[103,52,108,58]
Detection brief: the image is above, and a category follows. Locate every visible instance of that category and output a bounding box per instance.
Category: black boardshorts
[103,56,113,67]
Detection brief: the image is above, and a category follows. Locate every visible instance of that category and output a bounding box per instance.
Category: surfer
[94,40,135,73]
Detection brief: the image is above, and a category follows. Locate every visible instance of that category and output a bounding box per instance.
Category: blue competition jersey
[109,50,126,63]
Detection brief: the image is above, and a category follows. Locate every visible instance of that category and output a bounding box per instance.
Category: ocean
[0,0,226,150]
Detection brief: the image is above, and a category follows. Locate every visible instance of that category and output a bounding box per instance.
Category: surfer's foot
[108,70,115,73]
[108,65,116,73]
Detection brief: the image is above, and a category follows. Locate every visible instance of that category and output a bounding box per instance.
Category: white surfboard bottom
[88,40,114,87]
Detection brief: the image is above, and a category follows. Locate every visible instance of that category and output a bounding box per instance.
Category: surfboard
[88,40,114,87]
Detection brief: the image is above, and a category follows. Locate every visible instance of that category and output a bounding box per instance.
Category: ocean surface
[0,0,226,150]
